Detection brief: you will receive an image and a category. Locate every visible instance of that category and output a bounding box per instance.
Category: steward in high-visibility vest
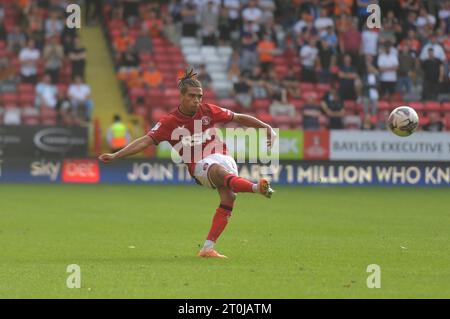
[107,115,131,152]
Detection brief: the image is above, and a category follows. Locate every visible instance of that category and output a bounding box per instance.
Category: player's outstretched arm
[232,113,277,148]
[98,135,154,163]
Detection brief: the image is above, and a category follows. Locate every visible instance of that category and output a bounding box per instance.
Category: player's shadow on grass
[45,254,226,264]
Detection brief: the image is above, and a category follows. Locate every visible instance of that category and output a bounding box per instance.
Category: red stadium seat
[444,113,450,130]
[134,105,148,117]
[167,46,182,55]
[256,112,273,124]
[273,55,286,65]
[139,53,154,64]
[57,84,68,95]
[274,65,288,77]
[344,100,358,112]
[41,117,57,126]
[408,101,424,112]
[217,98,239,112]
[147,88,163,98]
[251,99,271,112]
[315,83,331,93]
[18,83,35,95]
[419,115,430,127]
[442,102,450,112]
[129,87,146,103]
[165,97,180,110]
[2,93,18,107]
[169,55,185,64]
[19,94,35,107]
[158,63,173,72]
[151,108,167,122]
[290,99,305,110]
[202,88,217,100]
[299,82,315,93]
[40,107,57,117]
[272,115,296,127]
[377,100,391,112]
[151,38,167,46]
[23,116,40,125]
[424,101,441,112]
[146,91,165,108]
[164,88,179,98]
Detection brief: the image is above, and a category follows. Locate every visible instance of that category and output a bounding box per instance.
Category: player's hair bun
[178,68,201,91]
[179,68,197,83]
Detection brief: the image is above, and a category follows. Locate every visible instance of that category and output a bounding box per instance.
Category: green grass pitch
[0,184,449,298]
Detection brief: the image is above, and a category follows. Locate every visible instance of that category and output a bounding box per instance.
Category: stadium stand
[100,0,450,132]
[0,0,89,127]
[3,1,448,132]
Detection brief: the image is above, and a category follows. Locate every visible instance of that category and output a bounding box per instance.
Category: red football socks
[206,204,233,242]
[224,173,255,193]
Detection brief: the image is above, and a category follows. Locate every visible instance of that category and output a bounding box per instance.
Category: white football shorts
[193,153,238,189]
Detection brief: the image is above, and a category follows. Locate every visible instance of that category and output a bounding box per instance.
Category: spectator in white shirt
[19,39,41,84]
[3,108,21,125]
[416,7,436,29]
[361,26,379,57]
[242,0,262,23]
[223,0,241,30]
[419,35,447,62]
[68,76,94,121]
[314,8,334,37]
[300,38,318,82]
[377,43,399,99]
[35,74,58,109]
[259,0,276,23]
[45,10,64,39]
[438,1,450,21]
[183,0,220,10]
[200,1,219,45]
[293,11,313,35]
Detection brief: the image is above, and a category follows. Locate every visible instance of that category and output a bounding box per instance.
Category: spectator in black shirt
[317,39,336,83]
[123,0,140,26]
[421,48,444,101]
[303,93,321,130]
[119,45,139,71]
[338,54,358,101]
[196,64,213,89]
[85,0,102,26]
[69,36,86,80]
[232,72,252,109]
[181,0,198,37]
[321,85,344,129]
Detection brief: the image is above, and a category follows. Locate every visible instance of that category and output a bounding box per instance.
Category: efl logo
[62,159,99,183]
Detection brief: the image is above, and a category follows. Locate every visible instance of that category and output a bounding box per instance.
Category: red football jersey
[147,103,234,175]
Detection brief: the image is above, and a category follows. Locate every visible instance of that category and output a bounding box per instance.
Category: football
[387,106,419,137]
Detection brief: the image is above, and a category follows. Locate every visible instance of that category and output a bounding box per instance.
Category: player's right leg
[208,163,274,199]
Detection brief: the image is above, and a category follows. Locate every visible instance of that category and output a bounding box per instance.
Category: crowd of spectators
[105,0,450,131]
[0,0,93,126]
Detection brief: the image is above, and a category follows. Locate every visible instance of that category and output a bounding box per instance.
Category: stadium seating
[99,1,449,132]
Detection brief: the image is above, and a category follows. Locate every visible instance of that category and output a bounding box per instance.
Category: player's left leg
[198,186,236,259]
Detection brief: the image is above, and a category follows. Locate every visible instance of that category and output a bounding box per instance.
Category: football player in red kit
[99,69,276,258]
